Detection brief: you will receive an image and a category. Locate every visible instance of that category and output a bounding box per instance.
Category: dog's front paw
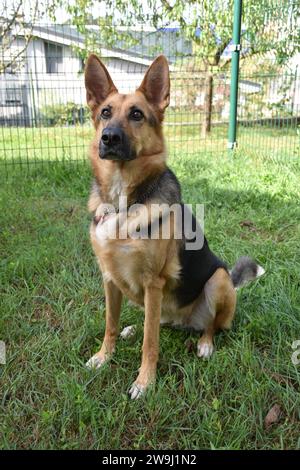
[197,340,214,359]
[129,370,155,399]
[129,381,152,400]
[86,353,107,370]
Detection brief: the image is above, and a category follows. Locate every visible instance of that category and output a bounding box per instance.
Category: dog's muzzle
[99,127,136,161]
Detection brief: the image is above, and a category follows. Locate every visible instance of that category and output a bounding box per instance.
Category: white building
[0,24,188,126]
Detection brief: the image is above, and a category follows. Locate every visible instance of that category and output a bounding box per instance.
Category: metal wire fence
[235,0,300,160]
[0,1,299,173]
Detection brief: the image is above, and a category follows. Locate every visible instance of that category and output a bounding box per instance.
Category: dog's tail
[230,256,265,289]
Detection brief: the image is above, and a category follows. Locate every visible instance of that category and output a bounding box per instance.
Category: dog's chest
[109,169,127,205]
[91,220,145,302]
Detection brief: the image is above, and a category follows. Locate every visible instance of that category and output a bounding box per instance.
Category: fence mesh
[237,0,300,159]
[0,1,299,173]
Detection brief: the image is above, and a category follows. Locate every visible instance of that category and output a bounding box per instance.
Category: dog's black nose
[99,126,135,161]
[101,127,123,147]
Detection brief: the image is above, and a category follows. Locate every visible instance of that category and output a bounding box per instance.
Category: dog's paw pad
[120,325,136,340]
[86,354,106,370]
[129,383,147,400]
[197,341,214,359]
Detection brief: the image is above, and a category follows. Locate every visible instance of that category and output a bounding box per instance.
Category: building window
[5,88,22,104]
[44,42,63,73]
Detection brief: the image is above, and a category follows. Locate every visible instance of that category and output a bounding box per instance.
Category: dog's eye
[130,109,144,121]
[101,108,111,119]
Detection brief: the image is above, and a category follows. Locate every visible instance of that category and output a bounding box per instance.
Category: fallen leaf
[239,220,257,231]
[68,206,76,216]
[264,404,282,429]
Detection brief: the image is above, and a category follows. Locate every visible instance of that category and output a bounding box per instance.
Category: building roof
[16,24,191,66]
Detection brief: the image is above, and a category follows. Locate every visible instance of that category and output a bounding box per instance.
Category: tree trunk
[201,73,213,137]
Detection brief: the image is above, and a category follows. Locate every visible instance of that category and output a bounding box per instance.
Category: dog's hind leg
[86,280,122,369]
[189,268,236,359]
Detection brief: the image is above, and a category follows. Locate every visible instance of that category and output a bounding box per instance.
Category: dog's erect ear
[138,55,170,112]
[85,54,118,109]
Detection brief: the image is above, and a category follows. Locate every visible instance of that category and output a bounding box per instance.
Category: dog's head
[85,54,170,162]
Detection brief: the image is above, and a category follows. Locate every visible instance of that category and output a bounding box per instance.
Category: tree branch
[0,0,39,73]
[0,0,23,38]
[160,0,187,28]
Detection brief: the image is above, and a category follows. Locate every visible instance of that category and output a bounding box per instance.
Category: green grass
[0,137,300,449]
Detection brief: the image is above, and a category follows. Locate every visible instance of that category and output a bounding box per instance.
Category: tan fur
[84,54,237,396]
[194,269,236,357]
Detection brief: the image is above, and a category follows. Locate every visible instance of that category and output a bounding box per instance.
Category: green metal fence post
[228,0,242,150]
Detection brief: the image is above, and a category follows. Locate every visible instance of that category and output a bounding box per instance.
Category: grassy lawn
[0,132,300,449]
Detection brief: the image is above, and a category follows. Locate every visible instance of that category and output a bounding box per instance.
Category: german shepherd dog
[84,54,265,399]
